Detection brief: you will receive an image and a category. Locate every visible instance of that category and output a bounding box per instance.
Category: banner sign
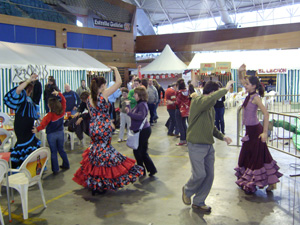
[93,18,131,32]
[194,69,231,76]
[257,68,287,74]
[141,74,180,79]
[216,62,231,74]
[200,63,215,75]
[12,65,49,83]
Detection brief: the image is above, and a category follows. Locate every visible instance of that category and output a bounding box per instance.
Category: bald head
[64,83,71,92]
[148,79,153,86]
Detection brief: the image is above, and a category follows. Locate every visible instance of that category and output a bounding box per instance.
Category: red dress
[73,93,144,191]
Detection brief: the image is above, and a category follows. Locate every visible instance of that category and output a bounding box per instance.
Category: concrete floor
[1,106,300,225]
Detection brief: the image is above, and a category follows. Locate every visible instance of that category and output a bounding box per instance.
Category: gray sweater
[147,85,158,104]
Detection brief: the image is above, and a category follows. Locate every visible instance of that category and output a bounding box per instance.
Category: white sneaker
[118,139,122,142]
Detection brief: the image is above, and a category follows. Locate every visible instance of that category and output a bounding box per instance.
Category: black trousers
[133,126,157,174]
[75,118,90,140]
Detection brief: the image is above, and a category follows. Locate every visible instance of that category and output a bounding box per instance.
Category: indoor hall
[0,105,299,225]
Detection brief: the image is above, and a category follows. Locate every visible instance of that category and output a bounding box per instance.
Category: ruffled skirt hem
[73,149,144,191]
[234,160,283,193]
[10,138,41,168]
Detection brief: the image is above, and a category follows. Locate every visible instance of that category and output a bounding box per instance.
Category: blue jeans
[44,100,49,113]
[214,107,225,134]
[175,109,187,141]
[167,109,178,135]
[154,100,160,120]
[148,103,156,124]
[47,130,69,172]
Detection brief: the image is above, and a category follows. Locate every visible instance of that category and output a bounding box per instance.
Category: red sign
[257,68,287,74]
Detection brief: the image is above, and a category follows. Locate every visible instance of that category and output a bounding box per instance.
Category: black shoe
[53,171,59,175]
[60,165,70,170]
[92,189,107,196]
[149,171,157,177]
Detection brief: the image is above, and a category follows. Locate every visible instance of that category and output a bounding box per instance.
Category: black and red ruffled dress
[73,94,143,191]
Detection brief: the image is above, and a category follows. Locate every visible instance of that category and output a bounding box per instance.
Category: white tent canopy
[0,41,110,71]
[133,44,187,75]
[188,49,300,70]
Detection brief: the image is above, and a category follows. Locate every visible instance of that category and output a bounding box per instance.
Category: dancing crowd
[3,64,282,212]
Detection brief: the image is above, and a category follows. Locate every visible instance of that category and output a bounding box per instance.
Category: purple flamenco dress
[234,94,282,193]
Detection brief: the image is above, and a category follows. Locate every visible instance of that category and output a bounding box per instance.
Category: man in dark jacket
[31,75,42,105]
[44,76,60,113]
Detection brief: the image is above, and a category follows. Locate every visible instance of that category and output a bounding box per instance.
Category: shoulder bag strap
[139,117,147,131]
[138,102,148,130]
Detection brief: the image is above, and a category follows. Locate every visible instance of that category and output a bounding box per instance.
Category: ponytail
[257,82,265,97]
[90,77,106,107]
[90,80,98,107]
[248,76,265,97]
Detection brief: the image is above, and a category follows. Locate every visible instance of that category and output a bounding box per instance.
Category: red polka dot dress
[73,93,144,192]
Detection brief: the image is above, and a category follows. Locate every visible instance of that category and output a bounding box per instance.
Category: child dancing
[118,88,131,142]
[32,90,70,175]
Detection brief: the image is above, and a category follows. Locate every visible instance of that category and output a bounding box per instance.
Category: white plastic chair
[64,130,75,150]
[0,128,12,153]
[2,147,50,220]
[225,93,236,108]
[268,91,277,108]
[36,130,47,147]
[235,91,246,107]
[0,159,9,225]
[264,91,277,110]
[0,113,13,126]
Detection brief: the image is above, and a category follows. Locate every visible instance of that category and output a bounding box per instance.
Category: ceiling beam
[204,0,218,26]
[133,0,141,8]
[156,0,173,24]
[177,0,192,23]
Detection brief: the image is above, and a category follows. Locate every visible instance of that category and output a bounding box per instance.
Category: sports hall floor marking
[1,140,188,223]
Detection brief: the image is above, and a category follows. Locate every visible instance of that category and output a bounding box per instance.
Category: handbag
[126,117,147,149]
[67,117,79,132]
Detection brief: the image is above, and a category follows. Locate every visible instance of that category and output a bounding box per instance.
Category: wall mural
[12,65,49,83]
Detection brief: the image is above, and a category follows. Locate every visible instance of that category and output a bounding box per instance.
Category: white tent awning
[188,49,300,70]
[0,41,110,71]
[133,44,187,75]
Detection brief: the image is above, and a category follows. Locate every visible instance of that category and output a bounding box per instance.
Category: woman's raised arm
[102,66,122,99]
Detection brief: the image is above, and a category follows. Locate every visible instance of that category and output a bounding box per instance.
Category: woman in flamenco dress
[234,64,282,194]
[73,67,144,195]
[3,74,41,168]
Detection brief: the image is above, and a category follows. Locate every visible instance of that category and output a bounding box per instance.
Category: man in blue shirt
[63,83,80,115]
